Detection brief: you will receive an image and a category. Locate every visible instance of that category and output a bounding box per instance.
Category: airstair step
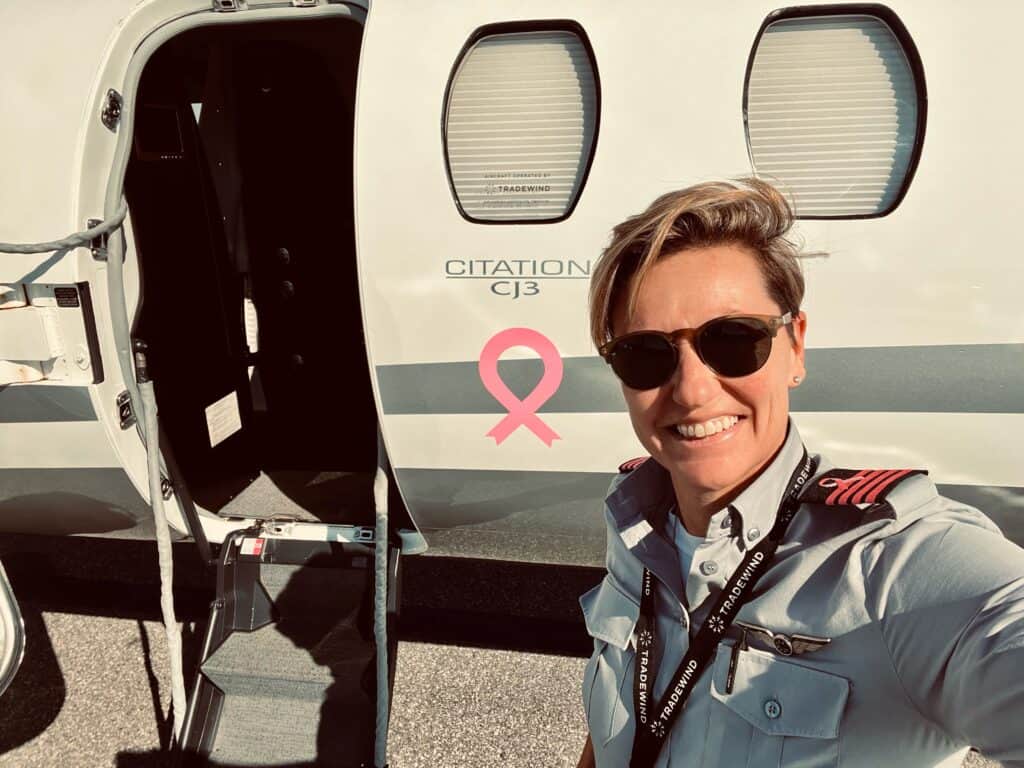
[181,531,398,768]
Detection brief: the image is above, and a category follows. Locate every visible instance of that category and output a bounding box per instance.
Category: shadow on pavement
[115,749,176,767]
[398,554,602,658]
[0,602,65,754]
[116,755,365,767]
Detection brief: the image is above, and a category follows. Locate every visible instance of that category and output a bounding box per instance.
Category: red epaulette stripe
[833,469,889,505]
[803,467,926,506]
[825,470,876,505]
[844,469,901,505]
[819,469,920,505]
[861,469,913,504]
[619,457,650,473]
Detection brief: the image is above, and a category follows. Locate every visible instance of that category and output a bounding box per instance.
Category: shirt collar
[727,419,806,546]
[607,455,675,535]
[606,457,682,601]
[606,419,807,562]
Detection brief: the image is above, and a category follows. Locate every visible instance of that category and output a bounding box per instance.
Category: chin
[652,414,786,494]
[652,434,765,499]
[670,461,751,497]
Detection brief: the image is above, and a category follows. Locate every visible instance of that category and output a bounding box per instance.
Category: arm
[576,733,595,768]
[865,515,1024,766]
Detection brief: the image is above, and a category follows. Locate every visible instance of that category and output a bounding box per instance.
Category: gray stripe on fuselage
[795,345,1024,413]
[0,385,96,422]
[379,357,613,414]
[377,344,1024,415]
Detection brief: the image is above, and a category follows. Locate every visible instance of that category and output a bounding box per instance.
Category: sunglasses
[599,312,793,390]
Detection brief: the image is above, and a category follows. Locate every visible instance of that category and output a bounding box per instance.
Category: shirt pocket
[580,578,639,754]
[705,644,849,768]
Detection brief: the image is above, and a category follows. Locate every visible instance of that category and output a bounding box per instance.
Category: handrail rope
[373,426,391,768]
[0,201,129,254]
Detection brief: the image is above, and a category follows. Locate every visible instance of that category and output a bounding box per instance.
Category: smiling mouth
[668,415,743,441]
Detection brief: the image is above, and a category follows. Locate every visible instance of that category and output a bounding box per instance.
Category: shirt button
[699,561,718,576]
[764,699,782,719]
[746,527,761,542]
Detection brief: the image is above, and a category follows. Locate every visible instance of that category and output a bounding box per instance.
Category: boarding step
[180,524,399,767]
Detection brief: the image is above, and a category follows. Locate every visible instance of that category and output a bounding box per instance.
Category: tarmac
[0,535,1002,768]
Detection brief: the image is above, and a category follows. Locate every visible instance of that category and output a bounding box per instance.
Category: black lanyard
[629,448,816,768]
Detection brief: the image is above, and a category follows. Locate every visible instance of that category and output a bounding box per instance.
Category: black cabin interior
[124,17,378,524]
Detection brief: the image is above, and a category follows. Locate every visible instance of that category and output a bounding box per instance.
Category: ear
[787,311,807,388]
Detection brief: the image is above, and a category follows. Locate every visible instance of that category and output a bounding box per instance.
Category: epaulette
[798,468,928,507]
[619,456,650,473]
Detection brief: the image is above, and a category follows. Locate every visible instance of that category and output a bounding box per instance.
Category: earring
[793,376,802,384]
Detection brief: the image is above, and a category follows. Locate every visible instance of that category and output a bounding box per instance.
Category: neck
[670,486,727,538]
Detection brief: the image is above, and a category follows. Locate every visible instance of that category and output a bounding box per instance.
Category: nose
[669,339,721,408]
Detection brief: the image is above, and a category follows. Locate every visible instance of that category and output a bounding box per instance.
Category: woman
[577,179,1024,768]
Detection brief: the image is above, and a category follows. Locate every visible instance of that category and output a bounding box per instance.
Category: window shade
[444,30,598,222]
[746,15,922,217]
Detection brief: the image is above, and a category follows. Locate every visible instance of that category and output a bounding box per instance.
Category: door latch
[117,390,135,429]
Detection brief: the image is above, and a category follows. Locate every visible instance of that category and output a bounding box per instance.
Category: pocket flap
[579,578,639,651]
[710,645,849,738]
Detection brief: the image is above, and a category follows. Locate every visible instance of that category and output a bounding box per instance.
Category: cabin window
[744,10,926,218]
[443,26,599,223]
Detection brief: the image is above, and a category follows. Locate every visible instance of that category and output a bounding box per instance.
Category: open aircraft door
[354,1,761,562]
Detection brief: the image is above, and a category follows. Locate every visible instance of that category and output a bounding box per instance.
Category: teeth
[675,415,739,439]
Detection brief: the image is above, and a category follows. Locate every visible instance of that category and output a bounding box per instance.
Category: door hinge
[117,390,136,430]
[87,219,124,262]
[160,476,174,500]
[101,89,122,132]
[88,219,108,261]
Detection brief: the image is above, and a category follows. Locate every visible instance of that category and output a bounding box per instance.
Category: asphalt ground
[0,535,1002,768]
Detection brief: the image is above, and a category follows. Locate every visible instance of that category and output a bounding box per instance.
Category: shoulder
[797,464,1022,617]
[851,484,1024,610]
[605,455,653,499]
[618,456,649,474]
[799,463,1015,575]
[797,464,1003,537]
[798,466,936,521]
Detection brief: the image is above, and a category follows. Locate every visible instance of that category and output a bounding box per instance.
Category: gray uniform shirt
[580,421,1024,767]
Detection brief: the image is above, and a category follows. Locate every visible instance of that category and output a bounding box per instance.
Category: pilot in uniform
[580,420,1024,767]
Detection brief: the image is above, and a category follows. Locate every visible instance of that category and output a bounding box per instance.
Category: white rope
[0,201,129,254]
[373,426,391,767]
[139,380,188,741]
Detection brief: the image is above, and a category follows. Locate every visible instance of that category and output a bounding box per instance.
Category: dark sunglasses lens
[610,335,677,389]
[698,318,773,377]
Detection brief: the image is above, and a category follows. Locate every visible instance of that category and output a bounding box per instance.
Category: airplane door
[353,1,770,560]
[0,560,24,697]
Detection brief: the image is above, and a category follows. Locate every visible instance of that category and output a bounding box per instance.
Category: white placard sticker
[243,298,259,353]
[240,538,264,557]
[205,390,242,448]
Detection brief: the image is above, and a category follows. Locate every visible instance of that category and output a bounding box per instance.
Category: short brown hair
[589,178,805,347]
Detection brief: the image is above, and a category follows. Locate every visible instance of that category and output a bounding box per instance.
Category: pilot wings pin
[734,620,832,656]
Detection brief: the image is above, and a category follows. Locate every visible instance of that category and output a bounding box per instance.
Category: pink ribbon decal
[478,327,563,446]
